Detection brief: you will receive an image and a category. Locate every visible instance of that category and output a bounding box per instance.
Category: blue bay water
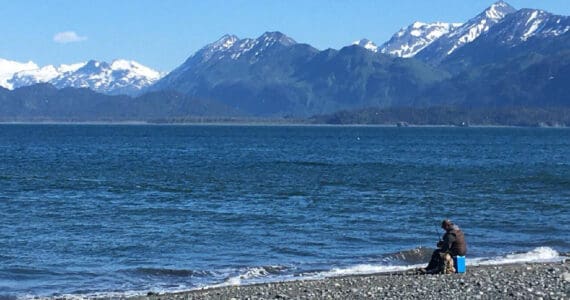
[0,124,569,296]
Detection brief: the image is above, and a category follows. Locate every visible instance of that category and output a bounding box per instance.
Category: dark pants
[426,249,445,271]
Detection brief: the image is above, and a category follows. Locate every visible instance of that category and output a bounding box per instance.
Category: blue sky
[0,0,568,72]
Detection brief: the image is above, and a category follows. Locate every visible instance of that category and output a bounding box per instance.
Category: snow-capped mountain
[50,60,161,96]
[479,8,570,46]
[352,39,379,52]
[153,31,304,90]
[438,7,570,70]
[0,58,39,89]
[194,31,297,63]
[379,22,462,58]
[416,1,516,62]
[9,63,85,89]
[7,59,161,96]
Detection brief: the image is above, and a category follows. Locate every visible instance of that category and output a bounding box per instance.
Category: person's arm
[440,232,456,252]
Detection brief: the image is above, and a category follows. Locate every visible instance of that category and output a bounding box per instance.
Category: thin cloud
[53,31,87,44]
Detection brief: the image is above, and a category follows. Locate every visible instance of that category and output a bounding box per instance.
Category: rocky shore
[133,260,569,300]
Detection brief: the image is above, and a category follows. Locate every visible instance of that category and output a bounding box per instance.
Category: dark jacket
[441,225,467,256]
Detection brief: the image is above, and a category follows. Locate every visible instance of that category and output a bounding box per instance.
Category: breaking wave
[382,246,434,264]
[469,247,562,266]
[216,265,290,287]
[312,247,564,279]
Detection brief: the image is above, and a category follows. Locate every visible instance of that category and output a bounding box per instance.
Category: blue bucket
[454,256,466,273]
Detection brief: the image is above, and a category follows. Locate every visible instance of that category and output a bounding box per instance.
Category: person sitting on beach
[420,219,467,274]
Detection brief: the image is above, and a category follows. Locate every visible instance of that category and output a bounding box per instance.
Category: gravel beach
[132,260,569,300]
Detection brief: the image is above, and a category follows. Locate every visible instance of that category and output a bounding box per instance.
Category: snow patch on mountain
[380,22,462,58]
[198,34,240,61]
[517,9,570,41]
[486,1,512,19]
[523,11,543,40]
[0,59,39,89]
[352,39,378,52]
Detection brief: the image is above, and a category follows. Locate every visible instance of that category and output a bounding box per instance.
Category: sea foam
[300,247,564,279]
[469,247,561,266]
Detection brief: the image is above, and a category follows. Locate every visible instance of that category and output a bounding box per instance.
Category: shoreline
[130,260,570,300]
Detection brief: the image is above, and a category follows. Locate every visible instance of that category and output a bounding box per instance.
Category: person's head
[441,219,453,231]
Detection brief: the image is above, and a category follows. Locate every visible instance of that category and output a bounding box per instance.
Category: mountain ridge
[0,58,38,89]
[2,58,161,96]
[151,31,448,116]
[415,1,517,63]
[1,1,569,122]
[379,21,462,58]
[149,1,570,117]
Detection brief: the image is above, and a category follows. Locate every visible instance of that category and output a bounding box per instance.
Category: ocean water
[0,124,569,297]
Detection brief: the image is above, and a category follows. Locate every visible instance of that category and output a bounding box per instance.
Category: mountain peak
[79,60,110,73]
[0,58,39,89]
[412,21,427,29]
[191,32,298,63]
[212,34,240,50]
[485,1,517,20]
[194,34,240,62]
[414,0,516,61]
[258,31,296,46]
[352,39,379,53]
[474,7,570,45]
[110,59,162,79]
[380,22,462,58]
